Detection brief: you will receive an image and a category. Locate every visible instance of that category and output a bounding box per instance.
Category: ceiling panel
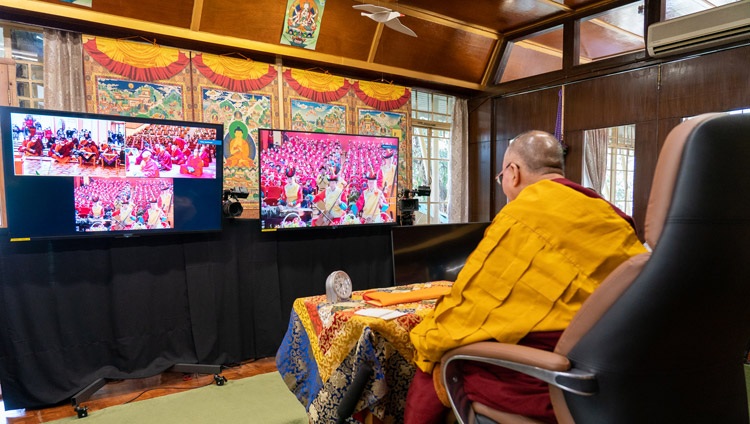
[374,18,495,84]
[388,0,568,32]
[313,0,379,62]
[36,0,194,28]
[199,0,286,45]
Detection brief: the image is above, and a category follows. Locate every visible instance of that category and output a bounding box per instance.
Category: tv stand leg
[70,377,106,418]
[169,363,227,386]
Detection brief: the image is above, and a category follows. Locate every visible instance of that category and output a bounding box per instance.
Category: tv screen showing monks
[1,106,224,241]
[258,129,399,231]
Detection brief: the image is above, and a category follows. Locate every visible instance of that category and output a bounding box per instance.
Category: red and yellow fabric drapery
[352,81,411,111]
[83,37,189,82]
[283,68,350,103]
[192,53,278,92]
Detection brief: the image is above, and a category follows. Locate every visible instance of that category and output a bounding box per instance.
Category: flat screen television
[258,129,399,231]
[391,222,491,285]
[1,106,223,241]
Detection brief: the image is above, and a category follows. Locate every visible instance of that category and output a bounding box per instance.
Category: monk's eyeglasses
[495,163,517,185]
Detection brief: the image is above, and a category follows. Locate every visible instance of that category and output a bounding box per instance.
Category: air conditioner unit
[647,0,750,58]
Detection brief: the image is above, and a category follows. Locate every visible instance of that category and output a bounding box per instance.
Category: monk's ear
[509,163,522,188]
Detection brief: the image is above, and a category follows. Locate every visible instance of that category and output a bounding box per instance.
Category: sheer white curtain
[43,29,85,112]
[583,128,608,194]
[449,98,468,223]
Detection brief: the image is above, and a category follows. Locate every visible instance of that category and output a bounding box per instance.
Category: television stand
[69,363,227,418]
[169,363,227,386]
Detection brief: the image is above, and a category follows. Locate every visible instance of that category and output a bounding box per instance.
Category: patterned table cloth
[276,281,452,423]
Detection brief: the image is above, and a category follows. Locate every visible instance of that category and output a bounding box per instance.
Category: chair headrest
[644,113,725,248]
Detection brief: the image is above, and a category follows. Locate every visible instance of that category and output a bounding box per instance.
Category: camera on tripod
[222,187,249,218]
[397,185,431,225]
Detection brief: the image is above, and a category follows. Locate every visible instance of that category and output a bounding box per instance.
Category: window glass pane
[16,63,28,79]
[33,82,44,98]
[413,158,428,188]
[499,25,563,83]
[435,96,448,115]
[578,1,644,63]
[17,81,29,97]
[437,160,448,203]
[665,0,739,20]
[11,29,43,62]
[437,138,449,160]
[411,89,455,224]
[31,64,43,80]
[413,127,428,136]
[413,136,428,159]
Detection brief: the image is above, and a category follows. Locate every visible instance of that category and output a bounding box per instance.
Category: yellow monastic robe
[410,179,647,373]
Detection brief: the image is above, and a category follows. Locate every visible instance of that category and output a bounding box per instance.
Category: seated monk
[99,144,119,167]
[153,145,173,171]
[404,131,647,424]
[180,148,204,177]
[49,138,75,163]
[19,136,44,156]
[77,138,99,165]
[169,144,186,165]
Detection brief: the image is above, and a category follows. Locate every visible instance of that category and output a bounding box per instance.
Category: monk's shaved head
[507,131,564,177]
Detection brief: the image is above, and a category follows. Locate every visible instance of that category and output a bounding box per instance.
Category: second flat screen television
[258,129,399,231]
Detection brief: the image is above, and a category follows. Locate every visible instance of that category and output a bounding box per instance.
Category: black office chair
[441,113,750,424]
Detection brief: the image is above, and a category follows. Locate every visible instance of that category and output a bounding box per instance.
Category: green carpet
[48,372,307,424]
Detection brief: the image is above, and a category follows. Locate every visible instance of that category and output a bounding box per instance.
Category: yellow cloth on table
[409,179,647,373]
[363,286,452,307]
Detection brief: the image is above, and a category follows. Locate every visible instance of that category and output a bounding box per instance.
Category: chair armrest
[443,342,570,371]
[440,342,598,424]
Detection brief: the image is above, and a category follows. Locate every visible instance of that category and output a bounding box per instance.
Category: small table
[276,281,452,423]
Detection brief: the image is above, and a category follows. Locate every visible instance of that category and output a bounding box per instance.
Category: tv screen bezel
[257,128,400,232]
[1,106,224,242]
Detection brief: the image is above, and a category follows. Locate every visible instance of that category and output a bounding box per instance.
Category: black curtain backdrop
[0,219,394,410]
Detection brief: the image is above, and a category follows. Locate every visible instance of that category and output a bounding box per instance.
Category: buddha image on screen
[73,177,174,232]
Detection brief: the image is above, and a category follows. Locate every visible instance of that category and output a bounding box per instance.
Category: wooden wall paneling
[469,96,493,222]
[469,141,491,222]
[200,0,287,45]
[0,58,17,107]
[563,129,584,184]
[493,87,560,213]
[658,46,750,119]
[564,66,658,131]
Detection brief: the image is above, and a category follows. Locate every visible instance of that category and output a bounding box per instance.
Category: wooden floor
[1,357,278,424]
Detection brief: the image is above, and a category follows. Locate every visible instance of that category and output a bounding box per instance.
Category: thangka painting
[280,0,326,50]
[94,78,185,120]
[358,108,410,201]
[201,89,272,211]
[290,99,346,133]
[82,36,192,119]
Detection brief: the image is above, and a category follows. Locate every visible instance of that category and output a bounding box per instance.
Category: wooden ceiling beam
[190,0,203,32]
